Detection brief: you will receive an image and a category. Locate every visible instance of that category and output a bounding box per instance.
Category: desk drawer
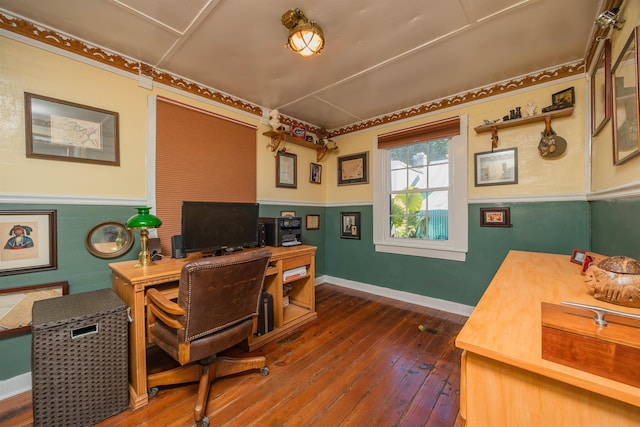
[282,254,312,271]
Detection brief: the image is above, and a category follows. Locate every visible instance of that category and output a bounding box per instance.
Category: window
[373,115,468,261]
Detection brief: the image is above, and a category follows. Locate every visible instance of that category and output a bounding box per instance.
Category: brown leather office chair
[145,249,272,427]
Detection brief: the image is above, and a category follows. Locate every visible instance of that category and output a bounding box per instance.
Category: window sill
[375,243,466,262]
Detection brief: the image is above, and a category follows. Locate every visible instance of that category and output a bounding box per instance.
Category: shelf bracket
[316,146,328,162]
[490,126,499,149]
[268,133,283,152]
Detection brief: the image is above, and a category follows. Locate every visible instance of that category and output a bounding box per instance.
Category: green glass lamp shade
[126,207,162,229]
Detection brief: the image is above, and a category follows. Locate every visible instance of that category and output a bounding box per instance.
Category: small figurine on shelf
[526,101,537,116]
[269,109,282,132]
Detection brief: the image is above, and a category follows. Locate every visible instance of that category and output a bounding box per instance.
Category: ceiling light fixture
[281,8,324,57]
[595,7,625,31]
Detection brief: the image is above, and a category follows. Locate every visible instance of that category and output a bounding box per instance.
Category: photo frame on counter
[25,92,120,166]
[479,207,511,228]
[338,152,369,186]
[0,210,57,276]
[591,38,612,136]
[276,151,297,188]
[0,281,68,336]
[474,148,518,187]
[570,248,587,265]
[611,26,640,165]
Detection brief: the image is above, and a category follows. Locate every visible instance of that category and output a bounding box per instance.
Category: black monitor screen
[181,201,259,254]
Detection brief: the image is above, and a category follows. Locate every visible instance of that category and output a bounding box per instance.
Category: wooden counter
[455,250,640,426]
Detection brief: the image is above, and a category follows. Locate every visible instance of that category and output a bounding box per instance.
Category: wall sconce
[125,207,162,267]
[281,8,324,57]
[595,7,625,31]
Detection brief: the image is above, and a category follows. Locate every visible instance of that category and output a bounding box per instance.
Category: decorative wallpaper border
[1,11,585,138]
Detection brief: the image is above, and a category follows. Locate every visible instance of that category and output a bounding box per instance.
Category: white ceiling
[0,0,607,131]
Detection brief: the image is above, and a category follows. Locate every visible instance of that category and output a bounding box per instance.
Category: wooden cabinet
[246,245,317,350]
[455,251,640,426]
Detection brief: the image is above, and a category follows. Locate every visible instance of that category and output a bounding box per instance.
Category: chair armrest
[147,288,185,315]
[147,288,185,330]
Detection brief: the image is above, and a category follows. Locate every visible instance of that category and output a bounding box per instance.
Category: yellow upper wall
[325,79,587,203]
[591,0,640,192]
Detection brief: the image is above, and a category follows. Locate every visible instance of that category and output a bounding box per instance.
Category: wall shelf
[263,130,335,161]
[474,107,574,148]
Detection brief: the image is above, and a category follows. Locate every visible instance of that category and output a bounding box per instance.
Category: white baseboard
[316,275,475,317]
[0,372,31,401]
[1,275,473,402]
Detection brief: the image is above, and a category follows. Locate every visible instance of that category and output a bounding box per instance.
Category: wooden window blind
[377,116,460,149]
[155,97,257,256]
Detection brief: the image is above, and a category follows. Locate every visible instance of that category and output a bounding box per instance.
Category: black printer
[259,217,302,247]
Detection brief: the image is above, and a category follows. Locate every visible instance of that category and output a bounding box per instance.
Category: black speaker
[258,223,266,247]
[171,235,186,259]
[148,238,162,261]
[256,292,273,336]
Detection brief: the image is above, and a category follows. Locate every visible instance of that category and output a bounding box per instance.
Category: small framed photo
[310,162,322,184]
[340,212,361,239]
[474,148,518,187]
[306,214,320,230]
[338,152,369,186]
[276,151,297,188]
[280,210,296,217]
[0,281,68,336]
[25,92,119,166]
[551,87,575,107]
[479,207,511,227]
[1,210,58,276]
[570,248,587,265]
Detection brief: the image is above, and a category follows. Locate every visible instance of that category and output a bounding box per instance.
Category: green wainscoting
[590,198,640,260]
[0,204,138,380]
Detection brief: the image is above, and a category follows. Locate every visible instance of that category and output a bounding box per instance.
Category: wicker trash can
[31,288,129,427]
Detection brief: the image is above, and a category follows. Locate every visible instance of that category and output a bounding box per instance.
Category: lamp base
[134,229,154,268]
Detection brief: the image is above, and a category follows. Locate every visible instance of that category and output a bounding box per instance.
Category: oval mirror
[85,221,133,259]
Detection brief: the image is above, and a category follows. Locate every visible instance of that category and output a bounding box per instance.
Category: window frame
[373,115,468,261]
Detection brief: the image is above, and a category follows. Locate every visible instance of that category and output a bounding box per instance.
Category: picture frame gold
[25,92,120,166]
[280,210,296,217]
[0,210,57,276]
[0,281,68,336]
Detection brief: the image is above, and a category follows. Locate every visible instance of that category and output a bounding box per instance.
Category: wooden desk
[110,245,316,409]
[455,250,640,426]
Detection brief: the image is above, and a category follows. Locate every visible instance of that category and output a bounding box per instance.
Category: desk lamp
[126,207,162,267]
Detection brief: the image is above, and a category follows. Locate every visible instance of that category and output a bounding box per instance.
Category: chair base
[147,355,267,423]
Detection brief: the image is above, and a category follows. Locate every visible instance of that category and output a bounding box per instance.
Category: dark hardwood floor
[0,283,468,427]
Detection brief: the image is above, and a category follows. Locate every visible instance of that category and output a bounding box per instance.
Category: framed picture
[25,92,120,166]
[276,151,297,188]
[552,86,575,107]
[570,248,587,265]
[280,210,296,217]
[0,281,68,337]
[310,162,322,184]
[611,26,640,165]
[340,212,361,239]
[338,152,369,186]
[591,38,612,136]
[479,208,511,227]
[306,214,320,230]
[0,210,57,276]
[474,148,518,186]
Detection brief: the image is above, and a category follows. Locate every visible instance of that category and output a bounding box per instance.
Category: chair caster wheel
[148,387,158,397]
[197,416,210,427]
[260,367,269,376]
